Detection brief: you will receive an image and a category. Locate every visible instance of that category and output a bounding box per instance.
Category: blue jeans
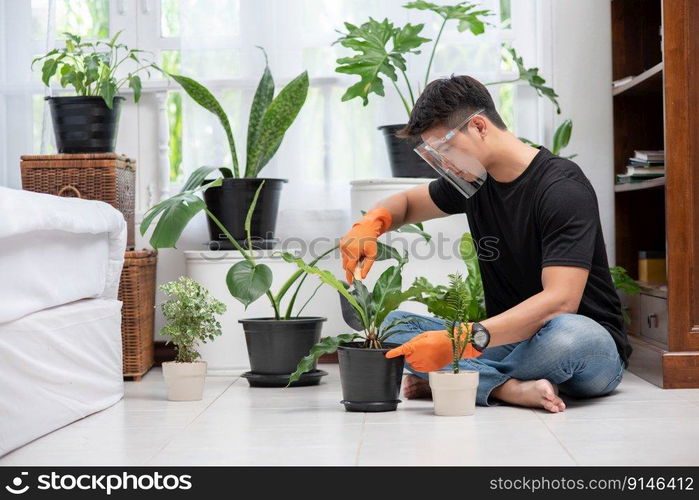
[383,311,625,406]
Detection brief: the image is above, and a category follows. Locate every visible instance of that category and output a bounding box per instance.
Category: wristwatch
[471,322,491,352]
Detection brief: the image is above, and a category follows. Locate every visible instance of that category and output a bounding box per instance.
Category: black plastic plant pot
[239,317,326,375]
[338,342,405,412]
[378,124,439,179]
[204,177,286,250]
[47,96,124,153]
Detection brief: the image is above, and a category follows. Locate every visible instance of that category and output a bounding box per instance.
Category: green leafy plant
[610,265,642,325]
[440,273,475,373]
[167,47,309,178]
[610,265,642,295]
[32,31,155,108]
[286,246,424,384]
[159,276,227,363]
[335,3,575,155]
[409,233,486,321]
[493,47,560,113]
[142,177,334,320]
[335,2,492,115]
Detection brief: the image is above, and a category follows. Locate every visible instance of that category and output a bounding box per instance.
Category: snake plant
[168,47,308,178]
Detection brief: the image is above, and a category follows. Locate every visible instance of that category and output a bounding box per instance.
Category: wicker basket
[20,153,136,249]
[118,250,157,380]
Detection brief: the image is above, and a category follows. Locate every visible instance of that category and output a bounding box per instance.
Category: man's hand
[385,327,482,373]
[340,207,392,283]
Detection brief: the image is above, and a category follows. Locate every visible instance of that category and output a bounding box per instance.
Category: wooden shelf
[614,176,665,192]
[613,62,663,96]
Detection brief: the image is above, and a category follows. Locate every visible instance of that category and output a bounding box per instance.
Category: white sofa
[0,187,126,456]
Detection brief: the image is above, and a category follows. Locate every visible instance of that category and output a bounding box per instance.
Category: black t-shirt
[429,147,630,365]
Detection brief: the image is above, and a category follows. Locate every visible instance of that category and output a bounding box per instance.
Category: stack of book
[615,150,665,184]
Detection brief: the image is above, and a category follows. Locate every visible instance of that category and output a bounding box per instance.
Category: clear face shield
[414,109,488,199]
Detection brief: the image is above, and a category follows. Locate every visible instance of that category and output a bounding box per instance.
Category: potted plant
[426,273,480,416]
[167,48,309,249]
[334,1,568,177]
[285,243,425,412]
[141,180,334,386]
[32,31,156,153]
[159,276,226,401]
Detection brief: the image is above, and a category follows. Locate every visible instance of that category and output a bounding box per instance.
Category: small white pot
[428,370,479,416]
[162,361,207,401]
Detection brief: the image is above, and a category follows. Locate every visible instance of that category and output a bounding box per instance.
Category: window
[1,0,546,212]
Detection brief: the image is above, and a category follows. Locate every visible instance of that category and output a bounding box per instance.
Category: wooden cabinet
[612,0,699,387]
[640,293,668,345]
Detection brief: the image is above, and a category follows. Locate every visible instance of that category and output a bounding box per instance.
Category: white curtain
[173,0,533,241]
[0,0,543,242]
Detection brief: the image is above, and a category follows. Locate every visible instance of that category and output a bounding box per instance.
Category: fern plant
[441,273,474,373]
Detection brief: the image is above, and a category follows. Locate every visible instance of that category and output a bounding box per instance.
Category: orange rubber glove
[340,207,392,283]
[385,325,482,373]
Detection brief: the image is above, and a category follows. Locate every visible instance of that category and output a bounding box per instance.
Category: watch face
[473,329,490,350]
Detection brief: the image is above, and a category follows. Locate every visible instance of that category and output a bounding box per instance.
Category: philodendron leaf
[552,119,573,155]
[505,47,560,114]
[335,17,429,106]
[376,241,405,262]
[226,260,273,309]
[140,192,206,249]
[246,47,274,166]
[140,176,223,249]
[282,252,369,329]
[246,71,309,177]
[404,1,493,35]
[395,221,432,242]
[371,265,403,328]
[287,333,360,385]
[169,72,238,177]
[180,166,226,192]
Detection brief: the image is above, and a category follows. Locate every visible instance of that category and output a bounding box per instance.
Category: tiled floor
[2,366,699,466]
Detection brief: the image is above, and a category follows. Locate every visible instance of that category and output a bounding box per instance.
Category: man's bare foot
[403,374,432,400]
[492,378,565,413]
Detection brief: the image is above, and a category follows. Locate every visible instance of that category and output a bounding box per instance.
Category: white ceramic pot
[162,361,207,401]
[428,370,479,416]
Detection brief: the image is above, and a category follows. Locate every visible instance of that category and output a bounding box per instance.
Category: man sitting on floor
[339,75,629,413]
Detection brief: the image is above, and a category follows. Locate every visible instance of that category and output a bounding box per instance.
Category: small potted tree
[427,273,480,416]
[159,276,226,401]
[32,31,156,153]
[167,48,308,248]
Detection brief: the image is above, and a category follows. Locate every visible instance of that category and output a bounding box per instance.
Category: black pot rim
[338,341,400,353]
[377,123,407,131]
[239,316,327,324]
[203,176,288,184]
[45,95,125,102]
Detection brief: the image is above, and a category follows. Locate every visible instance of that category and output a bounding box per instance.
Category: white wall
[543,0,616,262]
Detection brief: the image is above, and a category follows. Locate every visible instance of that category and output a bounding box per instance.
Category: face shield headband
[414,108,488,199]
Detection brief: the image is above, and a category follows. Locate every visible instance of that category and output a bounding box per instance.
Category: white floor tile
[4,364,699,466]
[358,419,575,466]
[543,417,699,465]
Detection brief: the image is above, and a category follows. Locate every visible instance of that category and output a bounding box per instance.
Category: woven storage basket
[20,153,136,249]
[118,250,157,380]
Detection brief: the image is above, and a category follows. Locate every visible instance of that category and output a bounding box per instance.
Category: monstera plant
[333,1,572,177]
[167,47,309,248]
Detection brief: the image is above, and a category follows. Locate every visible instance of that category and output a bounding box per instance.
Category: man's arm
[372,184,449,229]
[480,266,589,346]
